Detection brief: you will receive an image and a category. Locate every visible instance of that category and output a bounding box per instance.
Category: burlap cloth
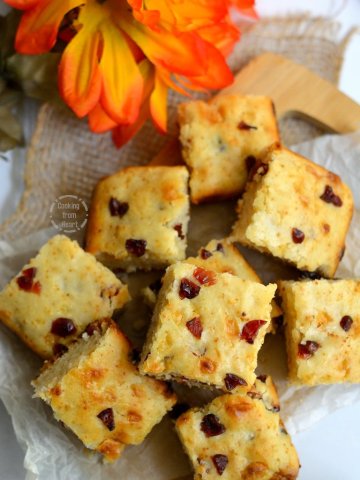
[0,15,354,241]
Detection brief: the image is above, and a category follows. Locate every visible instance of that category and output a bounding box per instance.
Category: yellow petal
[58,25,102,118]
[99,21,143,124]
[150,69,167,133]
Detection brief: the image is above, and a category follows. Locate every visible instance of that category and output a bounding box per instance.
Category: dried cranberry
[238,121,257,131]
[174,224,185,240]
[169,402,190,420]
[212,454,228,475]
[16,267,41,294]
[193,267,216,286]
[298,340,319,359]
[125,239,147,257]
[84,321,102,336]
[216,243,224,253]
[179,278,201,299]
[340,315,353,332]
[200,248,212,259]
[51,318,77,337]
[109,197,129,217]
[186,317,203,339]
[224,373,247,391]
[200,414,225,437]
[241,320,267,344]
[292,228,305,244]
[53,343,68,357]
[245,155,257,173]
[97,408,115,431]
[320,185,343,207]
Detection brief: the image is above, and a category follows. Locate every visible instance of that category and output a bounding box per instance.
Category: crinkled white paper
[1,132,360,480]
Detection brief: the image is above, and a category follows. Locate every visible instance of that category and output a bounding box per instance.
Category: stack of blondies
[0,94,355,479]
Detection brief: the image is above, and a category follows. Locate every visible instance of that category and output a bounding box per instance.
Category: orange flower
[5,0,256,146]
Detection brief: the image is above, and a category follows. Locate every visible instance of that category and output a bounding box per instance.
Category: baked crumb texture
[141,238,282,331]
[278,279,360,385]
[33,320,176,462]
[231,146,353,278]
[0,235,130,359]
[139,262,276,391]
[85,166,190,272]
[175,376,299,479]
[186,238,282,331]
[178,95,280,204]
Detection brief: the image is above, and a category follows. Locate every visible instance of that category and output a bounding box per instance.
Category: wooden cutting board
[150,52,360,165]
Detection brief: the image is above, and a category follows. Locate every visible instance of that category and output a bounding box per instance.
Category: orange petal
[58,26,102,118]
[112,101,150,148]
[138,58,156,99]
[185,37,234,90]
[15,0,82,54]
[229,0,258,18]
[112,59,155,148]
[130,0,228,31]
[88,103,118,134]
[197,21,239,57]
[117,11,206,77]
[99,22,143,125]
[150,70,167,133]
[4,0,42,9]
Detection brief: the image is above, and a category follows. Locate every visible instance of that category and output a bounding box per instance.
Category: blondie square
[139,262,276,391]
[178,95,280,203]
[278,279,360,385]
[175,378,299,479]
[33,320,176,461]
[231,146,353,277]
[86,166,190,271]
[0,235,129,358]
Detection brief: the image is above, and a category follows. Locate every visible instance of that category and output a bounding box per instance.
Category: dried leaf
[0,105,23,152]
[0,78,6,96]
[0,11,21,70]
[6,53,61,103]
[0,87,22,109]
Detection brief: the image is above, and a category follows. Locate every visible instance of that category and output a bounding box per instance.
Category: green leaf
[5,53,62,103]
[0,105,23,152]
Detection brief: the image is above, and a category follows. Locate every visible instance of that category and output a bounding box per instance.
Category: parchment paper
[1,131,360,480]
